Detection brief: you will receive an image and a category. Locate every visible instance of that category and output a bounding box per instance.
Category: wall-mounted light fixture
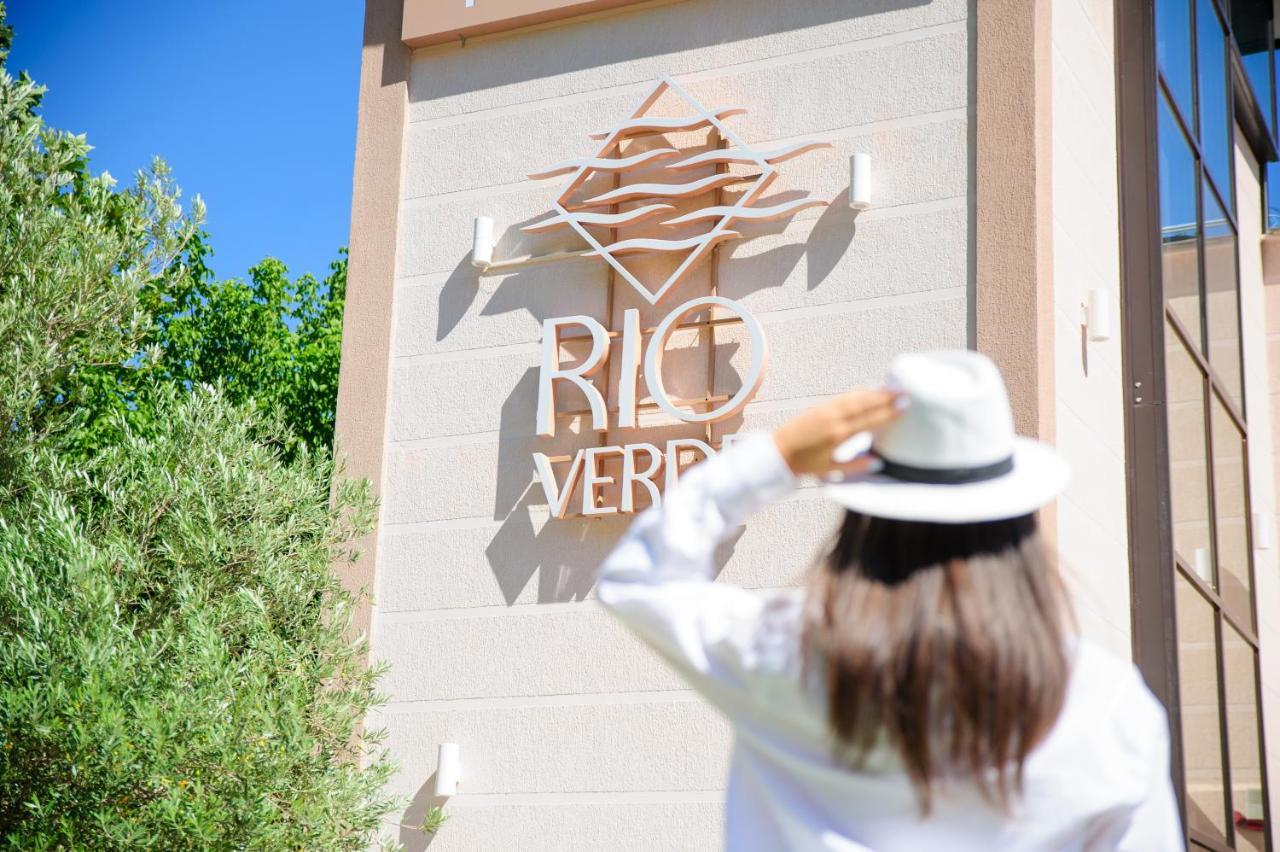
[434,743,461,797]
[470,215,594,274]
[1254,512,1273,550]
[471,216,495,270]
[1086,288,1112,342]
[1194,548,1212,584]
[849,153,872,211]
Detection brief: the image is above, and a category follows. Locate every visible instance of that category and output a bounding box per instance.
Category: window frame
[1117,1,1273,848]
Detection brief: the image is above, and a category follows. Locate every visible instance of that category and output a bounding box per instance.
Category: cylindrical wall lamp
[1194,548,1212,584]
[1254,512,1273,550]
[1086,288,1113,342]
[849,153,872,211]
[471,217,495,269]
[434,743,461,797]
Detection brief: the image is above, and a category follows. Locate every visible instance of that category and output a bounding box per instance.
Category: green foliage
[0,389,395,849]
[0,3,196,480]
[0,0,347,465]
[420,806,449,834]
[1,0,345,464]
[68,231,349,462]
[0,5,397,847]
[148,236,349,454]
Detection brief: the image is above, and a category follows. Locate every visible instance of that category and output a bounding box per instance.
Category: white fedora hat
[824,350,1069,524]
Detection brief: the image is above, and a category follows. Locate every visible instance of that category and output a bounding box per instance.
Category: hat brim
[822,437,1070,524]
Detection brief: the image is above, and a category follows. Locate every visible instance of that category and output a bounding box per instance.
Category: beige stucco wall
[1243,135,1280,833]
[336,0,1280,845]
[1044,0,1132,658]
[367,1,973,847]
[1266,258,1280,836]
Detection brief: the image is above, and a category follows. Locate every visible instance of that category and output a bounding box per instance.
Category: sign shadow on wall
[436,210,606,343]
[481,354,751,606]
[426,68,865,606]
[397,771,447,852]
[432,182,860,605]
[437,190,856,348]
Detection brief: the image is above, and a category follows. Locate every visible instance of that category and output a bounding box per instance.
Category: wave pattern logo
[525,74,832,305]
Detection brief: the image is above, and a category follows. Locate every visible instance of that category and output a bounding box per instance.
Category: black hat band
[874,453,1014,485]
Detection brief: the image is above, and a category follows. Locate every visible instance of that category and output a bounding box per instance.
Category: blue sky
[7,1,364,283]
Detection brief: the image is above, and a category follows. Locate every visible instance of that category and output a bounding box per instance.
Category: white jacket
[597,432,1183,851]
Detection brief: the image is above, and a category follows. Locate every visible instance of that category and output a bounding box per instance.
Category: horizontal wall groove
[405,19,967,131]
[1051,208,1116,288]
[399,108,969,207]
[376,688,701,713]
[373,580,801,624]
[386,289,971,432]
[1054,121,1119,223]
[377,600,596,624]
[738,106,969,152]
[384,429,501,452]
[1055,410,1127,544]
[376,483,826,536]
[391,262,967,371]
[430,790,725,806]
[1052,38,1111,133]
[394,339,541,365]
[393,189,966,292]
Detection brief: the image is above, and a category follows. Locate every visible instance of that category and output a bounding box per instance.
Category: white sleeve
[1085,675,1184,851]
[596,431,797,707]
[1114,714,1183,850]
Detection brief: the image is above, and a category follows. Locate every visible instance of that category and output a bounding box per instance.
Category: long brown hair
[802,510,1071,813]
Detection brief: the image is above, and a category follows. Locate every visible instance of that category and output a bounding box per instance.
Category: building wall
[1053,0,1280,829]
[368,0,973,847]
[337,0,1280,845]
[1264,262,1280,837]
[1045,0,1132,659]
[1246,139,1280,830]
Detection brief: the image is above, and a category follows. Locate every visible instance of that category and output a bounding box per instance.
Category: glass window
[1268,160,1280,229]
[1210,395,1252,627]
[1159,0,1197,121]
[1203,181,1244,408]
[1145,9,1270,847]
[1223,626,1266,851]
[1177,576,1229,841]
[1160,96,1205,349]
[1199,0,1233,195]
[1166,325,1215,579]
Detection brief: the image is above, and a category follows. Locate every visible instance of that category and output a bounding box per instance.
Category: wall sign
[524,75,830,518]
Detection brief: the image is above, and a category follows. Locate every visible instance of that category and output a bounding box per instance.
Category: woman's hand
[772,389,902,476]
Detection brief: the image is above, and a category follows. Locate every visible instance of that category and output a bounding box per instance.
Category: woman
[598,350,1180,851]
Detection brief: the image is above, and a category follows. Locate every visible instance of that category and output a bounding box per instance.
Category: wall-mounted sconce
[1086,288,1112,342]
[434,743,461,797]
[471,216,495,270]
[1194,547,1212,584]
[1242,787,1266,823]
[849,153,872,211]
[1254,512,1273,550]
[470,215,594,274]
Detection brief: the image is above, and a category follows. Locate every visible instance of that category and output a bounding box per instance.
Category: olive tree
[0,7,396,848]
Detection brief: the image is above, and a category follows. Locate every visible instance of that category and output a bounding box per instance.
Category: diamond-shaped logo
[525,74,831,305]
